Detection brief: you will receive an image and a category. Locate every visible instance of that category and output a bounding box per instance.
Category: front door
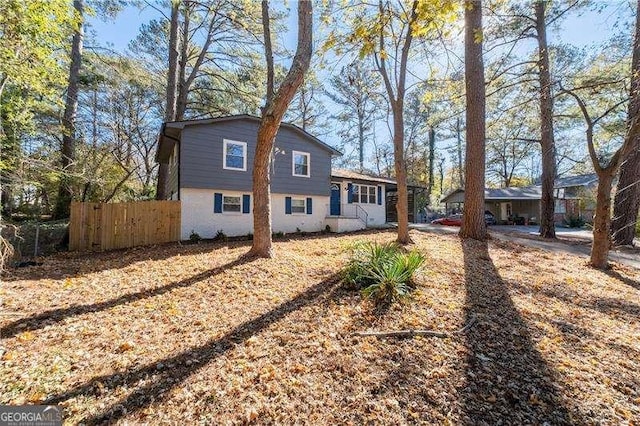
[330,183,341,216]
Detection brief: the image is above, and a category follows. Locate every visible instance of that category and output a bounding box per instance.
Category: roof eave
[164,114,342,156]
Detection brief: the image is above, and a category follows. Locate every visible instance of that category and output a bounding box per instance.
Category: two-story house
[155,115,393,239]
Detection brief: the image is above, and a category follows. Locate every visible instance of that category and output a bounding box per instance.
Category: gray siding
[444,191,465,203]
[167,148,179,198]
[180,119,332,196]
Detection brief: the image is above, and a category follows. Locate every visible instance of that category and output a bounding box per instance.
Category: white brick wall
[324,217,366,233]
[180,188,329,239]
[271,193,327,234]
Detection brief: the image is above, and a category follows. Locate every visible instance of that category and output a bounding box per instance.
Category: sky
[87,1,635,178]
[89,3,628,58]
[88,2,299,53]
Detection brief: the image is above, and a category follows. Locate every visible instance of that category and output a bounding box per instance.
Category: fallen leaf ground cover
[1,230,638,424]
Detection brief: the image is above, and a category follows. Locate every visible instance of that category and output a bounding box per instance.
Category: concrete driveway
[490,225,595,240]
[409,223,640,269]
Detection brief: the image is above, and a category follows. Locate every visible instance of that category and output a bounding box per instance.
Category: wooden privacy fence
[69,201,181,251]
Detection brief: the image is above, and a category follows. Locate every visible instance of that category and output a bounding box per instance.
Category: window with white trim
[223,139,247,171]
[223,195,241,212]
[291,198,306,213]
[353,184,377,204]
[554,199,566,214]
[292,151,310,177]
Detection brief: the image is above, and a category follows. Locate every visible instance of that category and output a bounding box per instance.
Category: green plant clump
[189,230,202,242]
[213,230,227,242]
[343,241,425,304]
[564,214,585,228]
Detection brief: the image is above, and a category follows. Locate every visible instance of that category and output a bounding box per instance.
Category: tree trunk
[176,1,190,120]
[0,78,7,217]
[249,0,313,258]
[535,0,557,239]
[438,158,444,196]
[251,117,276,257]
[591,172,615,268]
[456,116,463,187]
[612,145,640,246]
[0,75,6,139]
[0,82,14,217]
[156,0,181,200]
[612,0,640,246]
[54,0,84,219]
[460,0,487,241]
[560,84,636,270]
[358,110,365,171]
[427,126,435,204]
[393,102,410,244]
[0,188,12,217]
[375,0,417,245]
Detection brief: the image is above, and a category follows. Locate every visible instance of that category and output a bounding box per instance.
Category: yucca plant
[343,241,425,304]
[343,242,397,288]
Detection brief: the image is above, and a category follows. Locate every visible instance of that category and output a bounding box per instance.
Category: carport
[385,183,429,223]
[441,187,542,225]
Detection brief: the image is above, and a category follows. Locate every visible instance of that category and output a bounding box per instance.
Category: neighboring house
[156,115,415,238]
[441,173,598,225]
[552,173,598,222]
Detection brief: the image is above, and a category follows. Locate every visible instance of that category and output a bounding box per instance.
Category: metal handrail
[325,204,369,227]
[326,203,352,217]
[354,204,368,226]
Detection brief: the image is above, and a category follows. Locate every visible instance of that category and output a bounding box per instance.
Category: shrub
[324,224,331,233]
[245,233,253,240]
[636,220,640,238]
[189,230,202,242]
[343,242,425,304]
[213,230,227,242]
[272,231,285,238]
[564,214,585,228]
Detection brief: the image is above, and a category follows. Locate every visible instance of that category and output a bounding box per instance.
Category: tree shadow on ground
[603,268,640,291]
[3,229,388,282]
[1,256,251,338]
[526,311,640,360]
[460,238,575,425]
[509,280,640,322]
[1,240,248,282]
[43,272,344,424]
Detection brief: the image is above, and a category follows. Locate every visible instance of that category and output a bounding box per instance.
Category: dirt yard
[1,230,639,424]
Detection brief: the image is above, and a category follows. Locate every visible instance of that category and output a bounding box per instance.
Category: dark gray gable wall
[180,118,331,196]
[167,148,179,197]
